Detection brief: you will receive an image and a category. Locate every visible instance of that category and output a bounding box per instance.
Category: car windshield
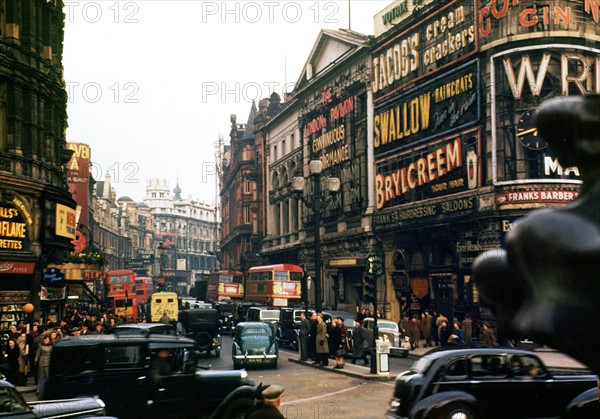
[242,327,268,336]
[410,356,433,373]
[378,321,398,332]
[261,311,280,320]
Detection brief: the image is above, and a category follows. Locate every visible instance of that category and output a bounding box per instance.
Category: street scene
[2,0,600,418]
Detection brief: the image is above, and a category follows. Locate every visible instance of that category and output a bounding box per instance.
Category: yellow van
[150,292,179,322]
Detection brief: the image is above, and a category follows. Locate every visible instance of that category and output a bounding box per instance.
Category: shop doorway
[433,276,454,319]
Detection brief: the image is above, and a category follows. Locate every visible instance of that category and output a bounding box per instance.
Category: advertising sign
[375,128,480,210]
[374,60,479,157]
[479,0,600,47]
[372,0,477,102]
[0,198,32,251]
[66,142,91,253]
[301,88,366,219]
[55,204,76,240]
[490,44,597,184]
[374,0,436,37]
[42,268,65,285]
[0,261,36,275]
[41,286,66,301]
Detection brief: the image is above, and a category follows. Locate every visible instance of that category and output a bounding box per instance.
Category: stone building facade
[261,29,376,312]
[0,0,76,346]
[144,178,217,296]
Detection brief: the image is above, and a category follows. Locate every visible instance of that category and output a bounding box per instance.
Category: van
[149,292,179,322]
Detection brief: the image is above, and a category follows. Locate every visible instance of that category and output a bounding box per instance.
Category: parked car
[114,322,177,337]
[387,348,598,419]
[362,317,409,357]
[232,322,278,370]
[276,307,306,350]
[45,334,255,419]
[246,307,280,325]
[0,378,106,418]
[180,308,221,356]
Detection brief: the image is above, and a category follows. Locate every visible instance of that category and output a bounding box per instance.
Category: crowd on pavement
[0,302,140,397]
[295,308,501,370]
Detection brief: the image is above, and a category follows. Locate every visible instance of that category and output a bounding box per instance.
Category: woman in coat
[330,318,344,369]
[16,328,29,386]
[5,339,20,385]
[315,314,329,367]
[35,335,53,399]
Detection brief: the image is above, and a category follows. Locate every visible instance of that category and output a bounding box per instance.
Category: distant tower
[173,179,182,201]
[143,179,174,211]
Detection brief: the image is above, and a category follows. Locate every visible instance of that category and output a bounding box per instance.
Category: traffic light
[363,274,376,303]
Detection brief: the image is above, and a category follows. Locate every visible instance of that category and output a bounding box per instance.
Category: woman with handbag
[337,317,349,369]
[330,318,344,369]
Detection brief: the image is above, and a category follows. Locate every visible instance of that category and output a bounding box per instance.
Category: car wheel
[292,338,299,351]
[439,403,477,419]
[216,396,254,419]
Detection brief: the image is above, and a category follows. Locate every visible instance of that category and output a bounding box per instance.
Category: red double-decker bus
[106,269,138,321]
[245,264,303,307]
[134,276,154,305]
[206,270,244,302]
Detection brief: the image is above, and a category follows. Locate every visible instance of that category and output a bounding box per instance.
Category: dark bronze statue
[473,95,600,374]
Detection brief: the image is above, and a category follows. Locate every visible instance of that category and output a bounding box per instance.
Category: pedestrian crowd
[396,310,499,349]
[297,310,376,368]
[1,302,139,397]
[296,308,499,369]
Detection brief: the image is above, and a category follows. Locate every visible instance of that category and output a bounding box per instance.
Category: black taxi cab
[45,334,254,418]
[387,348,597,419]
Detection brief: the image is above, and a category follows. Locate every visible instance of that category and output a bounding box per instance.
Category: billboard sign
[66,142,91,253]
[372,0,477,102]
[375,128,480,210]
[374,60,480,157]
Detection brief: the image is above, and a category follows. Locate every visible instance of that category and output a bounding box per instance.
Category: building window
[281,139,286,156]
[243,177,252,194]
[0,83,5,151]
[273,145,278,161]
[243,207,251,224]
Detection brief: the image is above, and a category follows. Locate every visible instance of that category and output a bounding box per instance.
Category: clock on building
[516,109,548,150]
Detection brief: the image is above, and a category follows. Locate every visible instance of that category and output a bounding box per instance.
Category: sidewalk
[287,346,592,381]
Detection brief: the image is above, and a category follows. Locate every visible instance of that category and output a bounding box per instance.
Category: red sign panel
[0,261,36,275]
[496,190,579,207]
[66,142,91,254]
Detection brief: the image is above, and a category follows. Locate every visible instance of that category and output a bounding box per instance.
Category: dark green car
[232,322,278,369]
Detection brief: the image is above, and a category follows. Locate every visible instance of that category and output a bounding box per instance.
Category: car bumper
[389,346,409,357]
[233,354,278,362]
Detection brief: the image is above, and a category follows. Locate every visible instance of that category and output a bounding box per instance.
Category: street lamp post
[292,160,340,313]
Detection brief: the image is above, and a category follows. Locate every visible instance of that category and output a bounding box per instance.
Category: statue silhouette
[473,95,600,374]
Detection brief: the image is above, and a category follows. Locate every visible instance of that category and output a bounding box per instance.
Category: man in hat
[244,382,285,419]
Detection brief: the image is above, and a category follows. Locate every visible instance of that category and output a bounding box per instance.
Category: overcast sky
[63,0,390,204]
